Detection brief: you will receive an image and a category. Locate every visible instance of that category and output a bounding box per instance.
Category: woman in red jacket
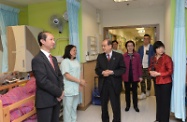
[122,40,142,112]
[149,41,173,122]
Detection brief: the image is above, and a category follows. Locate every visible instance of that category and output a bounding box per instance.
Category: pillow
[0,86,25,106]
[19,102,34,114]
[24,77,36,94]
[0,78,36,106]
[10,108,22,121]
[10,102,35,121]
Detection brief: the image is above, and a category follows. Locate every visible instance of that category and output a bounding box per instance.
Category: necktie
[49,54,55,69]
[107,54,110,61]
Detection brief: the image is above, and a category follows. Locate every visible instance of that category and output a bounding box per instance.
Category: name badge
[146,50,149,55]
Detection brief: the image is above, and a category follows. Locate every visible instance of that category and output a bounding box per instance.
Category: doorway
[103,24,159,53]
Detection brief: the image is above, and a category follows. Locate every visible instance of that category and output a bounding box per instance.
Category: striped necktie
[49,54,55,69]
[107,54,110,61]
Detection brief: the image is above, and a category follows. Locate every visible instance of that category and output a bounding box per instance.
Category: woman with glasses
[122,40,143,112]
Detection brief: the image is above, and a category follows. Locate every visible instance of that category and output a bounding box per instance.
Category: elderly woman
[149,41,173,122]
[60,45,86,122]
[122,40,142,112]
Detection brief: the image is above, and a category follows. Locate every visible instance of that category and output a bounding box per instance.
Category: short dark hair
[63,45,76,59]
[37,31,50,46]
[144,34,151,39]
[153,41,165,53]
[112,40,118,44]
[125,40,135,48]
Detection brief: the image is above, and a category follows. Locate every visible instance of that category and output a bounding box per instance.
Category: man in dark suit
[95,39,126,122]
[32,32,64,122]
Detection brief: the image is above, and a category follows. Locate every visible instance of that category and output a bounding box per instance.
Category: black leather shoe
[134,107,139,112]
[154,121,159,122]
[125,107,130,111]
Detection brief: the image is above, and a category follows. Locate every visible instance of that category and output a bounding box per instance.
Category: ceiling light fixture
[136,28,144,30]
[138,30,145,33]
[113,0,136,2]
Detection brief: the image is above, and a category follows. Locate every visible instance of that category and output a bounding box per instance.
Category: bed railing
[0,79,36,122]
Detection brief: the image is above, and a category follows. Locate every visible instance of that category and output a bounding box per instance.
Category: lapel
[52,57,59,75]
[101,53,107,68]
[142,46,144,53]
[39,51,58,77]
[124,52,130,65]
[108,51,116,68]
[148,45,151,55]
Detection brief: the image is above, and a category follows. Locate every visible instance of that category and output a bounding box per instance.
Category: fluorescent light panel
[136,28,145,30]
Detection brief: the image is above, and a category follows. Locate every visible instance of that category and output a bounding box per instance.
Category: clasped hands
[102,70,114,77]
[57,91,64,102]
[79,79,86,86]
[149,71,161,77]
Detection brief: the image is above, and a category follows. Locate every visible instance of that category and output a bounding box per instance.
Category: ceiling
[84,0,166,10]
[0,0,166,9]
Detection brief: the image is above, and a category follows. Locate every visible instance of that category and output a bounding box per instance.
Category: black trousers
[153,78,156,96]
[101,81,121,122]
[37,102,61,122]
[124,82,138,108]
[155,83,172,122]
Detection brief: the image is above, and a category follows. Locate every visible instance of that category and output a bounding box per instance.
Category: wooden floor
[77,94,183,122]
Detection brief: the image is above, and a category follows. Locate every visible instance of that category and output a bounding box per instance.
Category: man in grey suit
[32,32,64,122]
[95,39,126,122]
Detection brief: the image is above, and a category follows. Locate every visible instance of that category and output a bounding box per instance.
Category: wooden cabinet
[7,25,42,72]
[78,61,96,110]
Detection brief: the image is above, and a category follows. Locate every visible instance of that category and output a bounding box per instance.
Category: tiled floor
[77,94,183,122]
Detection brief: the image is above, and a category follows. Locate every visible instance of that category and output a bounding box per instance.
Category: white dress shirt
[142,44,150,68]
[41,49,51,61]
[106,51,112,59]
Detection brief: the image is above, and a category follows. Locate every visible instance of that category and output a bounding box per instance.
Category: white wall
[81,0,100,62]
[102,6,165,42]
[164,0,172,56]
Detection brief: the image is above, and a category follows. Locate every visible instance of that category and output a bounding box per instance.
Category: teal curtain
[171,0,186,121]
[0,4,20,72]
[66,0,80,61]
[66,0,82,103]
